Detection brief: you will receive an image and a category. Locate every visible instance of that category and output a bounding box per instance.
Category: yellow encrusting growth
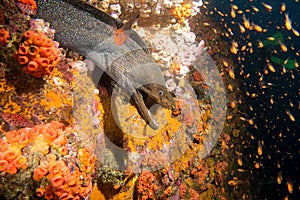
[173,3,192,23]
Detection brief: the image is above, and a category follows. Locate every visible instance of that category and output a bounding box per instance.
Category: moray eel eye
[158,90,164,96]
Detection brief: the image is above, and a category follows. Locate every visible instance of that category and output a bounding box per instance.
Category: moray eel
[35,0,175,129]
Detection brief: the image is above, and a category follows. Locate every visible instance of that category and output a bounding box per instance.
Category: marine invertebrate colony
[173,3,192,23]
[137,171,158,199]
[13,30,60,78]
[0,121,96,199]
[16,0,37,14]
[0,28,10,46]
[0,112,34,129]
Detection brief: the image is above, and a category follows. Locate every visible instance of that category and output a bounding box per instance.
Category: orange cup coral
[0,160,8,172]
[33,166,49,181]
[36,187,46,197]
[5,130,20,143]
[4,147,22,162]
[14,30,60,78]
[13,155,28,169]
[34,154,94,199]
[0,28,10,46]
[50,174,65,188]
[0,121,95,199]
[7,163,18,175]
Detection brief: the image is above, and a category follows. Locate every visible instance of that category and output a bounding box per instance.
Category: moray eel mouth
[135,84,176,130]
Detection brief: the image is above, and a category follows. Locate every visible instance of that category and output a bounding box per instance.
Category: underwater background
[0,0,299,199]
[206,0,299,199]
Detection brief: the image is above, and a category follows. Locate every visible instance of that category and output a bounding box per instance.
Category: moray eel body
[35,0,175,129]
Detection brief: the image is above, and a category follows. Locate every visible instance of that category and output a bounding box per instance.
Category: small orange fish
[287,180,293,194]
[280,3,286,12]
[230,7,236,18]
[285,110,295,121]
[251,5,259,12]
[261,2,272,11]
[252,23,263,32]
[242,14,250,29]
[257,140,263,155]
[228,178,249,186]
[113,15,139,46]
[292,28,299,36]
[277,172,282,184]
[238,23,246,33]
[284,12,292,30]
[279,41,288,52]
[258,40,264,48]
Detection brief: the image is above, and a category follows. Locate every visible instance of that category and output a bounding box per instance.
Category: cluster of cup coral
[13,30,60,78]
[0,28,10,47]
[0,121,95,199]
[33,149,94,199]
[137,171,159,200]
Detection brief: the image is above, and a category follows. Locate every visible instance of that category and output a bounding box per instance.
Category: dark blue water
[206,0,299,199]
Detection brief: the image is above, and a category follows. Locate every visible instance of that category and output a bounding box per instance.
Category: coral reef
[0,64,73,132]
[0,0,250,199]
[0,121,95,199]
[0,0,30,43]
[13,30,61,78]
[84,0,202,26]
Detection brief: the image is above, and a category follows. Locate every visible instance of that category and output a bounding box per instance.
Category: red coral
[179,183,187,199]
[192,70,204,82]
[172,100,181,116]
[190,159,209,186]
[188,188,200,200]
[16,0,37,15]
[0,28,10,46]
[137,171,158,199]
[182,111,194,127]
[141,151,168,170]
[14,30,60,78]
[0,112,34,128]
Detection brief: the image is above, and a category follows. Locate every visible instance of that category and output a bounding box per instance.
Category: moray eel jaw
[131,90,160,130]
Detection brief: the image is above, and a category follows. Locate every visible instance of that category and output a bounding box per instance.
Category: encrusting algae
[173,3,192,23]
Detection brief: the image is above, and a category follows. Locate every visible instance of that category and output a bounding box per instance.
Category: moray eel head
[140,84,176,111]
[131,83,175,130]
